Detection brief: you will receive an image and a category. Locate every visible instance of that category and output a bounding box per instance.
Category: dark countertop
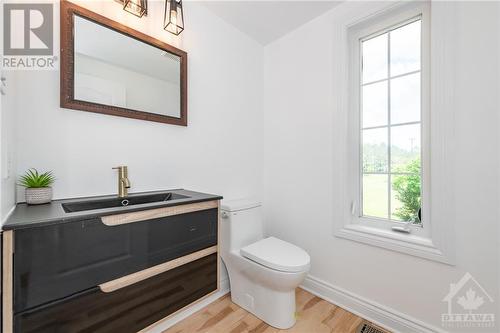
[3,189,223,231]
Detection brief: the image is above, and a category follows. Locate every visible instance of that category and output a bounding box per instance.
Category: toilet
[220,199,310,329]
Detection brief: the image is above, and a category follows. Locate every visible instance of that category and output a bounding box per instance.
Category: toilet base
[224,252,308,329]
[230,273,297,329]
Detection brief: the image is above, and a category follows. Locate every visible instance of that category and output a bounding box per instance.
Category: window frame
[333,1,457,265]
[349,4,430,238]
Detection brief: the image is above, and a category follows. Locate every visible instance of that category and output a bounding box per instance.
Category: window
[336,2,456,264]
[344,3,430,239]
[360,18,423,226]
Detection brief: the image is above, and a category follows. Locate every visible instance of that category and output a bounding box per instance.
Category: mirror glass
[73,15,181,118]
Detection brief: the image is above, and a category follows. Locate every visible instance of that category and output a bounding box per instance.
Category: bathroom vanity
[2,189,222,333]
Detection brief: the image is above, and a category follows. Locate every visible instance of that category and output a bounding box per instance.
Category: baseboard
[145,277,230,333]
[301,275,446,333]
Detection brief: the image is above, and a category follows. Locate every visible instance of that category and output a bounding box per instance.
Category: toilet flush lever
[221,211,229,219]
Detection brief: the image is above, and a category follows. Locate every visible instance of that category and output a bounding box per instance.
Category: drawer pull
[101,200,218,226]
[99,246,217,293]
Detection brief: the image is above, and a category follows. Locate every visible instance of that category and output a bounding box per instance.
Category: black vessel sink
[62,193,189,213]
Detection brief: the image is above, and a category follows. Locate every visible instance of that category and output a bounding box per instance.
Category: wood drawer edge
[3,230,13,333]
[99,246,217,293]
[101,200,219,226]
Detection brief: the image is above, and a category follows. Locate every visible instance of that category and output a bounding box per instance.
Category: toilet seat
[240,237,310,273]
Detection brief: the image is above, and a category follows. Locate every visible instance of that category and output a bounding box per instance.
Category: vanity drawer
[14,253,218,333]
[14,207,218,312]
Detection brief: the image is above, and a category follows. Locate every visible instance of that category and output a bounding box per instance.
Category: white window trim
[332,1,456,265]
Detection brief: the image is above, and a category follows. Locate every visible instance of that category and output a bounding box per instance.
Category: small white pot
[25,187,53,205]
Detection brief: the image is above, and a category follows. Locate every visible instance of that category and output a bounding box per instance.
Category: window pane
[362,33,388,84]
[390,73,420,124]
[362,81,388,128]
[390,20,421,76]
[390,124,420,171]
[363,174,388,218]
[391,174,421,223]
[363,128,388,173]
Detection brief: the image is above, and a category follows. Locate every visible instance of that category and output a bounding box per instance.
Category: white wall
[14,0,263,204]
[263,1,499,332]
[0,71,18,223]
[0,3,18,223]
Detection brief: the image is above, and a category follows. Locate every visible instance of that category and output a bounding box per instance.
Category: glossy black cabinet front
[14,254,218,333]
[14,208,218,313]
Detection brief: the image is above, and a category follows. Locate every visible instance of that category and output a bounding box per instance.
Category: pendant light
[164,0,184,36]
[123,0,147,18]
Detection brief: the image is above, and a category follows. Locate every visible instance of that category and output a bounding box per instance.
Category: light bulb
[171,9,177,28]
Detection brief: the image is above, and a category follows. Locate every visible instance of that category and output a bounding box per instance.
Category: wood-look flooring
[163,288,388,333]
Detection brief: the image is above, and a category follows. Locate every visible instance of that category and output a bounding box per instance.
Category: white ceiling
[201,1,342,45]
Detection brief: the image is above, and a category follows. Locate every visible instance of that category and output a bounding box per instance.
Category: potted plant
[19,169,55,205]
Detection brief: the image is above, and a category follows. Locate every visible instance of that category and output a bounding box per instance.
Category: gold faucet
[112,166,131,198]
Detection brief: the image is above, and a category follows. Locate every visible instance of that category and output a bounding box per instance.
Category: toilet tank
[220,199,263,253]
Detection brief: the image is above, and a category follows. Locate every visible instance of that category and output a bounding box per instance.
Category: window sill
[335,224,454,265]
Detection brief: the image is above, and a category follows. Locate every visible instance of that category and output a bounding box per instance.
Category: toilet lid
[240,237,310,273]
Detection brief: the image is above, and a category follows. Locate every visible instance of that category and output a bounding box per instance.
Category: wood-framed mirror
[60,0,187,126]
